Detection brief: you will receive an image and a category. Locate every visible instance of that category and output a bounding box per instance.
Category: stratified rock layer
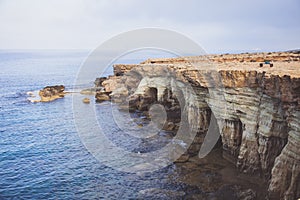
[97,51,300,199]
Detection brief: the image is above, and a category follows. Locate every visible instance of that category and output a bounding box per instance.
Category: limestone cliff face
[97,51,300,199]
[202,71,300,200]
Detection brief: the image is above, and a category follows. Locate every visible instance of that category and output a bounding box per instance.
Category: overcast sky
[0,0,299,53]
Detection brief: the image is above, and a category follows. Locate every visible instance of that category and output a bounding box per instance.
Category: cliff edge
[97,51,300,199]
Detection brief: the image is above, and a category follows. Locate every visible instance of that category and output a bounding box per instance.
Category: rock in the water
[138,188,185,199]
[163,121,176,131]
[95,92,110,102]
[82,97,90,104]
[80,87,102,95]
[39,85,65,102]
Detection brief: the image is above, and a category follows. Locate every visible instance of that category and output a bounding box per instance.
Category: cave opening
[145,87,158,103]
[221,118,243,163]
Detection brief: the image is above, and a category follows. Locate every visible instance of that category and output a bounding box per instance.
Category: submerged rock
[138,188,185,199]
[80,87,102,95]
[213,185,257,200]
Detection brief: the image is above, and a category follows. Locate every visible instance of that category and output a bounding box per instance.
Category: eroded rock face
[39,85,65,102]
[96,51,300,199]
[200,71,299,199]
[268,110,300,200]
[94,77,107,87]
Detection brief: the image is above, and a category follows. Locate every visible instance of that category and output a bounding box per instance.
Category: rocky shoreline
[93,51,300,200]
[35,51,300,199]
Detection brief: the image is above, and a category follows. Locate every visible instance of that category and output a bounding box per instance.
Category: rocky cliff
[96,51,300,199]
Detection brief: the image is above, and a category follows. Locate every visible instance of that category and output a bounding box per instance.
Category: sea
[0,50,265,199]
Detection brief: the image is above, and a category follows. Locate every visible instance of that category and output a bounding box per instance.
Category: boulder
[39,85,65,102]
[95,92,110,102]
[82,98,90,104]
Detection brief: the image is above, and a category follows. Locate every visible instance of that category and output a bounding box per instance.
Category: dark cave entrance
[145,87,158,103]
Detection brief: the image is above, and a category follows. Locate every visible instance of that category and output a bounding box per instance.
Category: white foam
[27,90,41,103]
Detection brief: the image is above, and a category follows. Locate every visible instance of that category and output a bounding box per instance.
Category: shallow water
[0,50,266,199]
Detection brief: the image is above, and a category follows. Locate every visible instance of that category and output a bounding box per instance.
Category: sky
[0,0,299,53]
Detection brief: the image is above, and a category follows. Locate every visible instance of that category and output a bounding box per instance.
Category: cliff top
[137,51,300,78]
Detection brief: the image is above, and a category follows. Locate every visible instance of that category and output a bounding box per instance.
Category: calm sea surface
[0,50,265,200]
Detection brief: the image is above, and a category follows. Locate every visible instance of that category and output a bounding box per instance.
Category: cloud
[0,0,299,53]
